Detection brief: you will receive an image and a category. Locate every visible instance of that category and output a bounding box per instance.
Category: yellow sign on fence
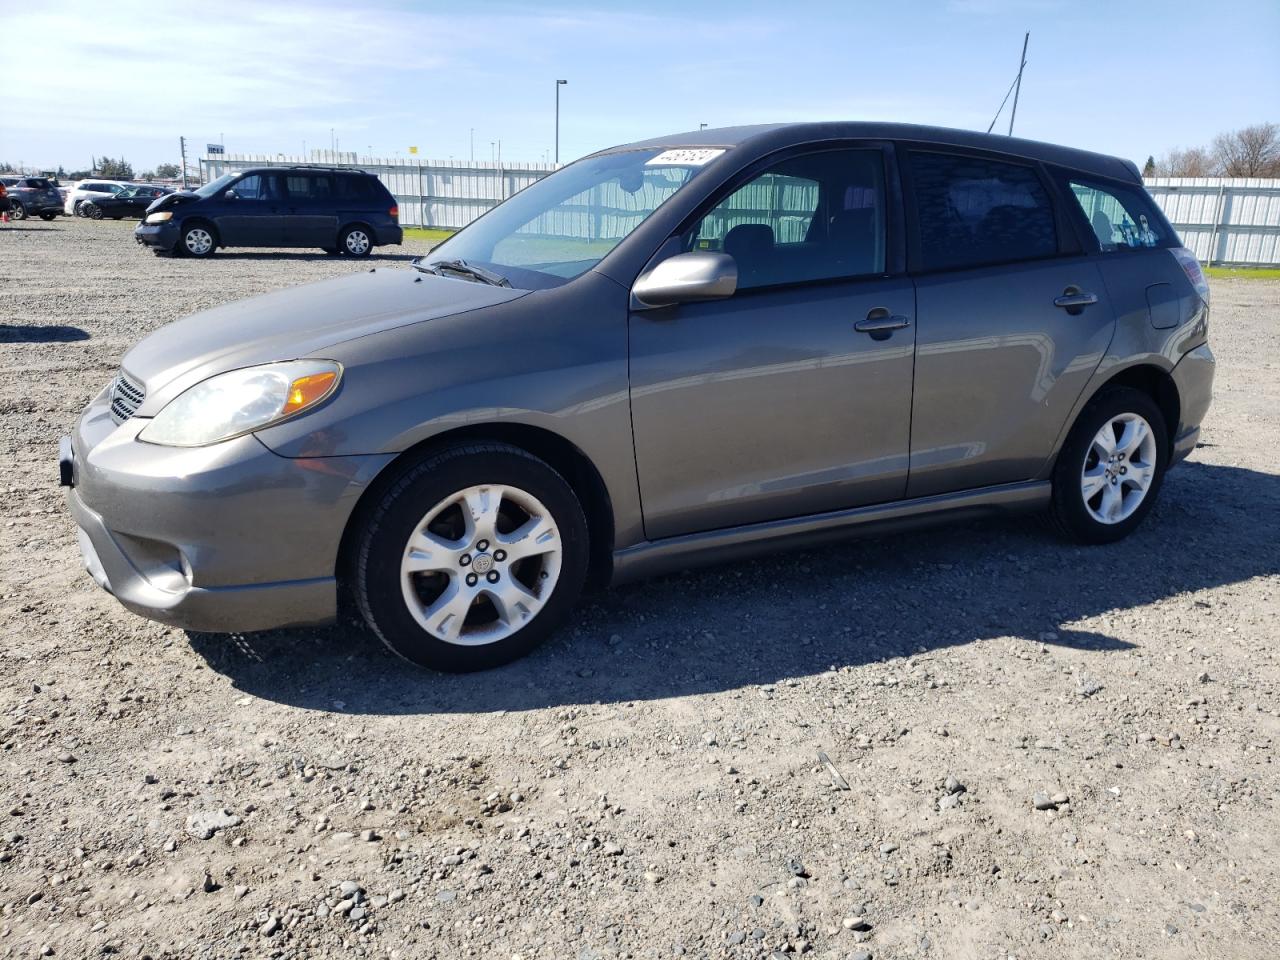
[408,146,419,155]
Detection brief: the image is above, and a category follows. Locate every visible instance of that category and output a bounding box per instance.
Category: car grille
[109,371,145,423]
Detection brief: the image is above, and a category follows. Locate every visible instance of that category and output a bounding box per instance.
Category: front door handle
[1054,290,1099,313]
[855,310,911,339]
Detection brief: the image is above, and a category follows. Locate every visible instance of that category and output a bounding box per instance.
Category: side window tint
[1067,179,1168,252]
[908,152,1057,271]
[231,175,262,200]
[688,149,886,289]
[336,176,375,201]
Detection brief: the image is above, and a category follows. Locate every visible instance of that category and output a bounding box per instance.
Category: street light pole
[555,79,567,165]
[470,128,474,163]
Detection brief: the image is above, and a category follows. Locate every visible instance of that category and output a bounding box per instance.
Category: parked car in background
[134,166,402,257]
[64,122,1213,672]
[81,185,171,220]
[64,180,133,216]
[0,176,65,220]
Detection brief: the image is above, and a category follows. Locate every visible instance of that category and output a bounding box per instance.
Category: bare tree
[1156,146,1217,177]
[1212,122,1280,176]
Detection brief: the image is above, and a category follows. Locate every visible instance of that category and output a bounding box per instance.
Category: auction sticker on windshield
[646,149,725,166]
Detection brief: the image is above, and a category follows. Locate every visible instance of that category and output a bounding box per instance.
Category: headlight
[145,211,173,223]
[139,360,341,447]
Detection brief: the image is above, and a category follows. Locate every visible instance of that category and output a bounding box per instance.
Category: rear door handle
[855,313,911,335]
[1053,291,1099,310]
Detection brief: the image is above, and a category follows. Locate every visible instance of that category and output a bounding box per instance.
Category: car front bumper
[62,389,392,633]
[134,221,180,250]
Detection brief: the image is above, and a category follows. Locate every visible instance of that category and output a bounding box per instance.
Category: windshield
[425,148,721,289]
[194,173,237,198]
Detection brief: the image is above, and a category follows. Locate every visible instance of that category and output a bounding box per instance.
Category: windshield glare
[426,149,717,289]
[194,173,237,198]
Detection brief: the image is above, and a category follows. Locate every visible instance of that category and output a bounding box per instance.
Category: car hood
[124,268,529,415]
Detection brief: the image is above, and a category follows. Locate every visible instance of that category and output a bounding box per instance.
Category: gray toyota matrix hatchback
[61,123,1214,671]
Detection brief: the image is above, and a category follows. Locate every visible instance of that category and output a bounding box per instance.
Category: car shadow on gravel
[0,324,90,343]
[187,460,1280,715]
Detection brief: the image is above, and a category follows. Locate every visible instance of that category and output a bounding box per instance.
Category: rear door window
[907,151,1058,271]
[1063,178,1171,252]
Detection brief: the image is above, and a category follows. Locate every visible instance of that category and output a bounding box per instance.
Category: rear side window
[335,175,378,202]
[1065,178,1171,252]
[26,178,52,189]
[908,151,1058,271]
[285,174,333,200]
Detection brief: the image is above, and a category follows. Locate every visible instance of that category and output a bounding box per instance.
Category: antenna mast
[1008,32,1029,136]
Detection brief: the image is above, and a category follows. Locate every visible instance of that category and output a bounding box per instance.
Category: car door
[901,148,1115,498]
[281,173,337,246]
[212,173,282,246]
[629,146,916,540]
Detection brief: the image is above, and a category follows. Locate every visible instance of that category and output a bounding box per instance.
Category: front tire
[10,202,27,221]
[179,222,216,257]
[1049,386,1169,544]
[339,225,373,257]
[353,443,590,672]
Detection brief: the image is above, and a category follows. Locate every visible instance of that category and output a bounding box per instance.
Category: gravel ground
[1,217,1278,960]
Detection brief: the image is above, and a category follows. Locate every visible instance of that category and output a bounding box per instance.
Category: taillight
[389,206,399,221]
[1170,247,1210,305]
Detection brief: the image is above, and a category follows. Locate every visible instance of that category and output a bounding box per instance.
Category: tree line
[0,157,181,181]
[1143,122,1280,178]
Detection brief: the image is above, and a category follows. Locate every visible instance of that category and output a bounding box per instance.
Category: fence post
[1205,180,1226,266]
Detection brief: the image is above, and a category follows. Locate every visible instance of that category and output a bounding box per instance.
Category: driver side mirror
[632,251,738,308]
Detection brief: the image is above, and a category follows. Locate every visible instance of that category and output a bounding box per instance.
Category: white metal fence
[1145,177,1280,267]
[200,152,556,230]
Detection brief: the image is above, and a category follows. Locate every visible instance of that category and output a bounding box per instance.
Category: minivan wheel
[10,202,27,221]
[354,443,589,672]
[1049,386,1169,544]
[340,226,372,257]
[180,223,216,257]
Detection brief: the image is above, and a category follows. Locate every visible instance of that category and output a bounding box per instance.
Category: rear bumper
[63,391,393,633]
[1169,342,1215,467]
[134,221,179,250]
[377,224,403,246]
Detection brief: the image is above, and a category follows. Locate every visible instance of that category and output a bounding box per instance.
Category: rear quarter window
[1059,175,1174,252]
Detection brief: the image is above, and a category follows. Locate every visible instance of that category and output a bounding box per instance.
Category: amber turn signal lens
[282,371,338,414]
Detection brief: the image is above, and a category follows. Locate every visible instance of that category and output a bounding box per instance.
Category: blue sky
[2,0,1277,171]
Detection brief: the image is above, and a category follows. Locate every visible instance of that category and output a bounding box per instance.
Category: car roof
[606,121,1139,182]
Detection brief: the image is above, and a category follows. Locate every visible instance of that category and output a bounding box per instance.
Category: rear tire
[84,202,104,220]
[339,225,373,257]
[1048,386,1169,544]
[39,212,57,221]
[353,442,589,672]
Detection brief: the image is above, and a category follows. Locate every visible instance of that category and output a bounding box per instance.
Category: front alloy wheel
[9,202,27,221]
[182,225,215,257]
[354,443,589,671]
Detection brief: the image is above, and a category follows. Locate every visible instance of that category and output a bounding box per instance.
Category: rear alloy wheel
[354,443,589,671]
[9,202,26,221]
[340,226,372,257]
[83,202,104,220]
[39,212,57,221]
[1049,386,1168,544]
[180,224,215,257]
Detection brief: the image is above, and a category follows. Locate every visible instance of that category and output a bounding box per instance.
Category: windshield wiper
[413,257,511,287]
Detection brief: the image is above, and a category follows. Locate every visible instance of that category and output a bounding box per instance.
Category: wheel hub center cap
[471,553,494,575]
